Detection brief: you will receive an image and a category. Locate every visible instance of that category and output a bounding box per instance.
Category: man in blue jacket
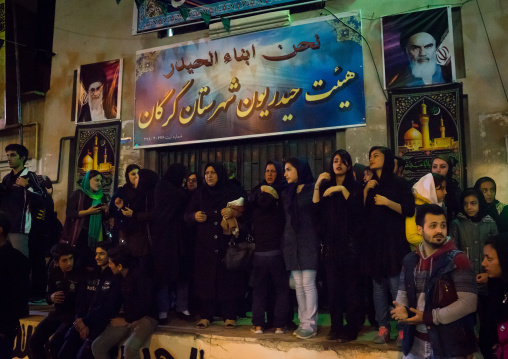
[391,204,478,357]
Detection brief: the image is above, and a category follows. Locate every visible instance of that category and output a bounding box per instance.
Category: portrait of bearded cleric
[382,7,455,89]
[76,59,122,123]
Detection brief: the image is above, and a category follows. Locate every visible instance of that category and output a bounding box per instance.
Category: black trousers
[29,316,71,359]
[251,254,290,328]
[324,260,364,334]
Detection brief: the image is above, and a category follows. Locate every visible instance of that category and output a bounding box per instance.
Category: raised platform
[13,306,402,359]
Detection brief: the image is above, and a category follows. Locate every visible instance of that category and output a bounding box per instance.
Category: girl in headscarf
[281,157,319,339]
[363,146,415,345]
[450,188,498,357]
[65,170,108,267]
[431,154,461,222]
[450,188,498,276]
[109,164,140,245]
[313,150,364,342]
[248,161,289,334]
[184,162,246,329]
[405,173,448,246]
[152,163,190,324]
[475,177,508,233]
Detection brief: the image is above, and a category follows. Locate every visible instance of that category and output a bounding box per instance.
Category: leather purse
[223,235,255,271]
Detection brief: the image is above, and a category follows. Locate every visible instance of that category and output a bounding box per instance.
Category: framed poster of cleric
[71,121,121,203]
[134,12,366,148]
[75,59,123,124]
[387,82,465,187]
[382,7,456,89]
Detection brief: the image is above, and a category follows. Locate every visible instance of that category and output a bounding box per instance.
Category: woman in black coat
[184,162,246,329]
[363,146,414,344]
[313,149,364,342]
[152,164,190,324]
[109,164,140,245]
[281,157,319,339]
[248,161,289,334]
[115,169,158,261]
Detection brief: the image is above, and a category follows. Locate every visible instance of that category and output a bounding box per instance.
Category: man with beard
[391,204,478,357]
[77,65,116,122]
[386,8,452,89]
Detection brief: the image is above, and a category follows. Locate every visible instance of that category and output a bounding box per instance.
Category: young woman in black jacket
[313,149,364,342]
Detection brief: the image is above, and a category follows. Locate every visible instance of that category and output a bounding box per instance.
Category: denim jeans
[291,270,318,332]
[372,274,400,329]
[91,316,157,359]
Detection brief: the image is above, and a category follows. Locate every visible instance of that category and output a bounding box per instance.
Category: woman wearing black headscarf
[431,154,461,223]
[281,157,319,339]
[475,177,508,233]
[152,163,190,324]
[247,161,289,334]
[109,164,140,245]
[450,188,498,276]
[313,149,364,341]
[363,146,414,345]
[117,169,158,260]
[482,234,508,358]
[184,162,246,329]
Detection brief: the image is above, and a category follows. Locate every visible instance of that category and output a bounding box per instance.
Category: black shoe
[177,312,194,322]
[283,321,298,331]
[326,330,340,341]
[338,330,358,342]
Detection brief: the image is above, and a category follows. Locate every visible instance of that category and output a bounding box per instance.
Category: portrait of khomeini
[76,59,123,123]
[382,7,455,89]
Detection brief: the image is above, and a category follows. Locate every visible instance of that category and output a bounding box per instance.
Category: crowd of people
[1,143,508,359]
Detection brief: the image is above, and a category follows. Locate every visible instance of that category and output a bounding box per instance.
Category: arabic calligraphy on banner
[136,0,305,32]
[134,13,366,148]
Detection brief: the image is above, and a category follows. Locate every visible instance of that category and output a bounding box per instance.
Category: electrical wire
[323,7,388,101]
[475,0,508,104]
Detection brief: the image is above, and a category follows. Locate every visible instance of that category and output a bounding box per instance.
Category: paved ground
[27,304,402,354]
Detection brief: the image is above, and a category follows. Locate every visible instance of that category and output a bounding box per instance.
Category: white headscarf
[412,173,442,206]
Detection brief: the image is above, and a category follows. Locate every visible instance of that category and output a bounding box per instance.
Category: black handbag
[223,234,255,271]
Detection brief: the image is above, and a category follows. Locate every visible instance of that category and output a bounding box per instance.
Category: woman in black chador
[184,162,246,329]
[152,163,190,324]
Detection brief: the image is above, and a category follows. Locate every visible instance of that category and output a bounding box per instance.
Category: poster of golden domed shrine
[387,83,465,187]
[72,121,121,203]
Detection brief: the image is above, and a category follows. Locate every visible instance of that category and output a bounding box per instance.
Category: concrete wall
[15,0,508,219]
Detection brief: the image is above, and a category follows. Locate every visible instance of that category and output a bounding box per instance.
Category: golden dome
[404,127,422,141]
[82,153,93,166]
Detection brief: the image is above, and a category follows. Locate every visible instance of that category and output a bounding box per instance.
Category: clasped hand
[390,301,423,324]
